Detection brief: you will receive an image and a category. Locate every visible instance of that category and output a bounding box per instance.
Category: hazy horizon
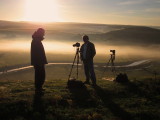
[1,20,160,28]
[0,0,160,26]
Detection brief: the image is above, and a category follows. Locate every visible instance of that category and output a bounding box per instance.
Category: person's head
[36,28,45,36]
[32,28,45,41]
[82,35,89,43]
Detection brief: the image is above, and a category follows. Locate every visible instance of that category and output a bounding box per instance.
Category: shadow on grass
[0,101,30,120]
[68,84,96,108]
[94,85,133,120]
[117,80,160,120]
[122,80,160,98]
[123,81,143,96]
[33,91,46,120]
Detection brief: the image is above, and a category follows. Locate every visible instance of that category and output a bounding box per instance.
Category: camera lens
[73,42,80,47]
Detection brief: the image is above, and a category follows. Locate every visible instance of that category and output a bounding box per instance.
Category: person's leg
[83,60,90,83]
[34,65,45,91]
[39,65,45,89]
[34,65,41,90]
[88,59,96,85]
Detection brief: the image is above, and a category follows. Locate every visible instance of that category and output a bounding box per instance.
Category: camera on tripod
[110,50,115,55]
[73,42,80,47]
[68,42,81,81]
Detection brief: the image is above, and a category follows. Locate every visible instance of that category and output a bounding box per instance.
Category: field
[0,21,160,120]
[0,63,160,120]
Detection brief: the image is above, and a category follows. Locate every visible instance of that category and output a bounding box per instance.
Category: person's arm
[91,43,96,58]
[39,42,48,64]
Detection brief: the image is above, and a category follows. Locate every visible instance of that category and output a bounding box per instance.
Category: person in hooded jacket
[31,28,48,92]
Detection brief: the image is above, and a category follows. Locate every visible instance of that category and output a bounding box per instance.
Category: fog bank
[0,40,160,59]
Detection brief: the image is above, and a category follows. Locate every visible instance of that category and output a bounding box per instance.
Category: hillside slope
[88,26,160,45]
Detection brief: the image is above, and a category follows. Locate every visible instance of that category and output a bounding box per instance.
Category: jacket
[80,41,96,61]
[31,33,48,65]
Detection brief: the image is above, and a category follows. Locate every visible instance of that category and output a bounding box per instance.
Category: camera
[73,42,80,47]
[110,50,115,54]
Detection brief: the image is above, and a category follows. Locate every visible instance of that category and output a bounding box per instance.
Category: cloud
[155,0,160,3]
[145,8,160,13]
[119,0,145,5]
[105,10,137,17]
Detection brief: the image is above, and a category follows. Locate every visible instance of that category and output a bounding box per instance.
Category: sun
[23,0,60,22]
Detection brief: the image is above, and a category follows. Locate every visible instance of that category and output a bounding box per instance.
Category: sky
[0,0,160,26]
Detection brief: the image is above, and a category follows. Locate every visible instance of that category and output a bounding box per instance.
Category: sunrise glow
[23,0,60,22]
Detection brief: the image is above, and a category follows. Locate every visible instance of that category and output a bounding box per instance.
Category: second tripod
[102,50,116,78]
[108,50,116,73]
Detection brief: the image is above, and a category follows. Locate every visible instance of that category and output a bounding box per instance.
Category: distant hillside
[0,20,132,40]
[0,20,130,34]
[0,20,159,45]
[86,26,160,45]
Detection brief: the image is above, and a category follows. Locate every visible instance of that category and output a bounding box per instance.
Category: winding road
[0,60,151,75]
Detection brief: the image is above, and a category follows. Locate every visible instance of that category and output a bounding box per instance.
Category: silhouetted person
[31,28,48,92]
[80,35,97,86]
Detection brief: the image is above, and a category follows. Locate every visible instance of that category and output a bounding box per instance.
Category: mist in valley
[0,21,160,67]
[0,38,160,59]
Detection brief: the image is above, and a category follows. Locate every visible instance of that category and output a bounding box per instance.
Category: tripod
[108,53,116,72]
[102,51,116,78]
[68,47,80,81]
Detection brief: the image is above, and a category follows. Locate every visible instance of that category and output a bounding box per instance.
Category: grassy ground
[0,65,160,120]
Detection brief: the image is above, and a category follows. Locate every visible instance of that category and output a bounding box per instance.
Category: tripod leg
[101,58,111,78]
[68,51,77,81]
[111,60,117,77]
[76,47,80,80]
[76,52,79,80]
[111,59,114,72]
